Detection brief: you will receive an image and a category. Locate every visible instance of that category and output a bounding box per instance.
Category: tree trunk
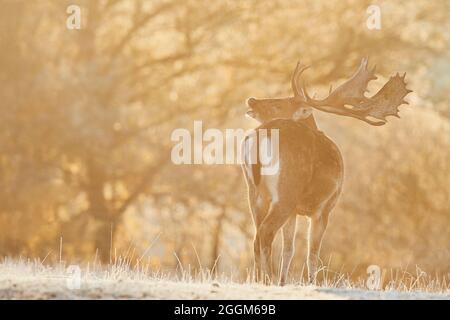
[86,160,114,264]
[210,207,227,273]
[93,220,116,264]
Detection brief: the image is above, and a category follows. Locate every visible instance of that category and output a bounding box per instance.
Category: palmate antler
[296,57,412,126]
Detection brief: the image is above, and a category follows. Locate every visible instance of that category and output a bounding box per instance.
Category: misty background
[0,0,448,282]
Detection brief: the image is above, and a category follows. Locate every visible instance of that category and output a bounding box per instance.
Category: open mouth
[245,108,255,118]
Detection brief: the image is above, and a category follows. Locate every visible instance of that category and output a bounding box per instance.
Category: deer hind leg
[249,192,269,282]
[258,201,294,285]
[279,215,297,286]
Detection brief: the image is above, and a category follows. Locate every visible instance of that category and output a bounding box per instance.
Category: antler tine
[291,62,301,96]
[302,82,312,101]
[361,56,368,68]
[291,61,310,99]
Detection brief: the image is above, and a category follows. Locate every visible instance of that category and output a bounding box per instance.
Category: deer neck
[301,114,318,130]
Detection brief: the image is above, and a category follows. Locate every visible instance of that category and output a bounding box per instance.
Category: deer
[242,57,412,285]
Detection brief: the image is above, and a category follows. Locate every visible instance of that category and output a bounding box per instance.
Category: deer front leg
[253,232,263,282]
[279,215,297,286]
[307,213,329,284]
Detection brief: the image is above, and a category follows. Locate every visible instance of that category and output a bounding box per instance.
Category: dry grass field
[0,259,447,300]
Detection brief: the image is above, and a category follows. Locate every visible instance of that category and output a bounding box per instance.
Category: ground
[0,260,448,300]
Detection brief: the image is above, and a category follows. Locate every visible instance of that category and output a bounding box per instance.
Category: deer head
[246,57,412,126]
[246,62,312,123]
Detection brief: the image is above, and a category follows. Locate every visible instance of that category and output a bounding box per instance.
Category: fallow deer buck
[242,57,412,285]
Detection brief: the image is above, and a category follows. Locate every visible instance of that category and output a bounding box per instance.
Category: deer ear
[247,98,257,107]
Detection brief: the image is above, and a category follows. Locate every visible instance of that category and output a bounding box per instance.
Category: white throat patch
[293,107,312,121]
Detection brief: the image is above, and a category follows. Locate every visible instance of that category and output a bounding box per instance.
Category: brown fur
[243,116,343,285]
